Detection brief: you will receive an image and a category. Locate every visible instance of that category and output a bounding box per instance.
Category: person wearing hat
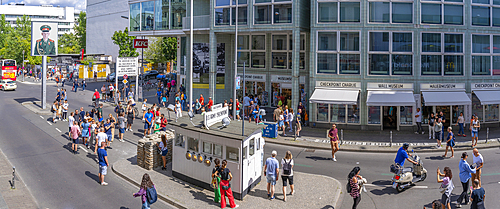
[34,25,56,55]
[456,152,476,208]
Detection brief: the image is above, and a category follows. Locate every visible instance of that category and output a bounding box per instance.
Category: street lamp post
[22,50,25,82]
[233,0,238,121]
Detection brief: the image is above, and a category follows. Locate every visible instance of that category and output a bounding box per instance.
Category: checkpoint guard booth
[168,106,265,200]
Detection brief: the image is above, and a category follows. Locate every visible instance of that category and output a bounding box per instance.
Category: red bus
[1,59,17,81]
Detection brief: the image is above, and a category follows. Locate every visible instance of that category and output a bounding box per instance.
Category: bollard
[390,131,393,147]
[340,129,344,145]
[486,127,489,143]
[11,167,15,189]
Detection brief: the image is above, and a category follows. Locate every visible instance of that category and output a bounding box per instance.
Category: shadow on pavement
[189,190,219,207]
[62,143,74,153]
[370,186,397,196]
[305,156,331,161]
[246,188,271,200]
[14,97,39,104]
[371,180,392,185]
[425,156,446,160]
[320,205,335,209]
[85,171,100,184]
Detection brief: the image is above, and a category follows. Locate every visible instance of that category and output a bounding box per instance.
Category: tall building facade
[86,0,129,61]
[128,0,500,130]
[0,4,76,37]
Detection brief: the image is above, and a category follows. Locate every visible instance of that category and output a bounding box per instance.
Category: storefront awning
[422,91,471,106]
[473,90,500,105]
[309,89,359,105]
[366,91,415,106]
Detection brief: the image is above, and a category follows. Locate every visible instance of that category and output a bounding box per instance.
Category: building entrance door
[383,106,398,130]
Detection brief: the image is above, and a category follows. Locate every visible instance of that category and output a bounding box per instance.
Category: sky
[2,0,86,12]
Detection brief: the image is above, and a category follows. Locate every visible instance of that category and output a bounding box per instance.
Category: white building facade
[0,4,76,37]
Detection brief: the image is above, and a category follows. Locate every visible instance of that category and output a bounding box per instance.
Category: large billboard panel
[31,22,58,56]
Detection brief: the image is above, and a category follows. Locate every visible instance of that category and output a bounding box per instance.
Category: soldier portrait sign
[31,22,58,56]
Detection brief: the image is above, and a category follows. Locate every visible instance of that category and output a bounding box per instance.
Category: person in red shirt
[160,114,168,131]
[93,89,100,107]
[207,97,213,111]
[236,99,241,120]
[199,94,205,107]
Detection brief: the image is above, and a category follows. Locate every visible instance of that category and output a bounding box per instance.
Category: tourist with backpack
[133,173,157,209]
[281,151,295,202]
[348,166,363,209]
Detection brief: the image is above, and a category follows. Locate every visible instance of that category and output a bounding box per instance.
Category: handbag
[221,182,231,191]
[439,183,448,194]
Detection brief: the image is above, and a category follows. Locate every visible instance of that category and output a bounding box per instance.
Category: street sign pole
[41,56,47,109]
[22,50,25,82]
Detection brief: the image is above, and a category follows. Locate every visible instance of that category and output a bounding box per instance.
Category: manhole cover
[305,149,315,152]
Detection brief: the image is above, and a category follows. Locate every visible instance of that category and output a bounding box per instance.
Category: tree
[0,14,12,50]
[143,37,165,64]
[58,33,80,54]
[0,15,46,65]
[74,12,86,51]
[111,27,139,57]
[162,37,177,62]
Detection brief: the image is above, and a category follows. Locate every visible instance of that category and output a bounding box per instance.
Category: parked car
[143,70,159,80]
[0,80,17,91]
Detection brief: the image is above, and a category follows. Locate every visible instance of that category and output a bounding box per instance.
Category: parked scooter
[390,150,427,192]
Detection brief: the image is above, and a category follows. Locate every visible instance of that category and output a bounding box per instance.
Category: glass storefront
[316,103,360,124]
[472,94,483,120]
[368,106,381,124]
[400,106,413,125]
[485,104,499,122]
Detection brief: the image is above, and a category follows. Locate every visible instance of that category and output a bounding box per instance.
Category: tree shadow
[85,171,100,184]
[305,156,331,161]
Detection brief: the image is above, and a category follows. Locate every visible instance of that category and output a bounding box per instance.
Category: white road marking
[78,146,88,153]
[47,121,52,126]
[365,184,428,189]
[55,128,61,133]
[40,116,44,119]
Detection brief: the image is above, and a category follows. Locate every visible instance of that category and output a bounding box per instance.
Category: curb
[111,164,189,209]
[20,101,52,115]
[264,138,500,153]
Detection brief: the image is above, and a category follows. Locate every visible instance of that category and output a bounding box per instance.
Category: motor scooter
[390,150,427,192]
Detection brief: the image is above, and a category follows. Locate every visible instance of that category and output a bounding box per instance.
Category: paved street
[1,79,498,208]
[0,79,173,208]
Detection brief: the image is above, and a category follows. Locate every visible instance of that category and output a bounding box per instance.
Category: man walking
[264,150,279,200]
[415,108,423,134]
[93,89,100,107]
[97,141,109,186]
[439,111,446,142]
[471,148,484,187]
[428,112,435,140]
[456,152,476,208]
[273,105,281,122]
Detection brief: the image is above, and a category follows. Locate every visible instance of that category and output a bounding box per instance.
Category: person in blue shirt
[157,89,162,105]
[104,119,112,148]
[264,150,279,200]
[143,108,153,138]
[394,143,418,167]
[457,152,476,207]
[252,105,262,123]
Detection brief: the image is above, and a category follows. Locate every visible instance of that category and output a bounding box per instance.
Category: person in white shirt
[471,148,484,187]
[62,100,69,121]
[243,95,251,118]
[142,98,148,116]
[415,108,423,134]
[287,109,294,133]
[175,100,182,122]
[95,127,108,154]
[68,112,75,136]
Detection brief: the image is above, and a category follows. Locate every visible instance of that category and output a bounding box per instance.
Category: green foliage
[0,14,12,49]
[58,33,81,54]
[80,56,97,65]
[162,37,177,62]
[111,27,139,57]
[143,37,164,64]
[74,12,86,51]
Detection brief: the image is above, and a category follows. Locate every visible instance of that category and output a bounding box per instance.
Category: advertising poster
[31,22,58,56]
[192,43,225,89]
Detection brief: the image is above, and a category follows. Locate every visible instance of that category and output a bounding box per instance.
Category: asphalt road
[0,80,173,208]
[264,143,500,209]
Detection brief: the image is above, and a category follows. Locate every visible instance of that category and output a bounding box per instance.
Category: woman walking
[471,116,480,147]
[133,173,156,209]
[157,135,168,170]
[437,167,454,209]
[328,124,339,161]
[279,111,286,136]
[126,105,135,132]
[175,100,182,122]
[456,112,465,137]
[287,109,294,133]
[348,166,362,209]
[281,151,295,202]
[442,127,455,158]
[216,160,238,208]
[81,119,91,149]
[457,152,476,208]
[109,113,116,144]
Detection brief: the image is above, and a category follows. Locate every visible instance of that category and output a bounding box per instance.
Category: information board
[204,106,229,128]
[116,57,138,77]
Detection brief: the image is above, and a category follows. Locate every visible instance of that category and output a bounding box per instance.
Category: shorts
[99,165,107,175]
[69,127,72,133]
[161,149,168,156]
[144,122,151,130]
[266,175,277,186]
[441,193,450,205]
[296,122,301,130]
[236,110,240,116]
[278,121,284,127]
[119,128,125,133]
[72,138,79,144]
[282,175,294,186]
[472,131,478,138]
[107,134,112,141]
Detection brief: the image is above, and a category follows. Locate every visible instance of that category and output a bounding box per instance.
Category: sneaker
[414,132,419,134]
[233,205,239,208]
[333,157,337,162]
[101,182,108,186]
[456,204,462,208]
[290,191,295,195]
[267,193,271,199]
[289,130,292,133]
[270,196,275,200]
[421,132,425,135]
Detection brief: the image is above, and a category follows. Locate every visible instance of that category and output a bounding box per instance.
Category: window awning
[309,89,359,105]
[366,91,415,106]
[473,90,500,105]
[422,91,471,106]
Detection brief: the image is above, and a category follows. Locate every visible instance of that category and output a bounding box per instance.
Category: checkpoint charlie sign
[204,106,229,128]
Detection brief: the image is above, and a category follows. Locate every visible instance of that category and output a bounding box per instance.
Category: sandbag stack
[136,130,175,170]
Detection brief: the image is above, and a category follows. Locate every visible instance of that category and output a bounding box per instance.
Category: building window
[130,3,141,31]
[471,0,500,26]
[187,137,199,152]
[400,106,413,125]
[270,34,305,70]
[254,0,292,24]
[215,0,247,26]
[317,0,360,23]
[317,103,329,121]
[175,134,185,147]
[485,104,499,122]
[421,0,463,25]
[237,35,266,68]
[472,34,500,75]
[226,146,239,162]
[421,33,464,76]
[368,32,413,75]
[368,106,381,124]
[171,0,186,29]
[155,0,169,30]
[368,1,413,24]
[141,1,155,31]
[317,31,360,74]
[316,103,360,123]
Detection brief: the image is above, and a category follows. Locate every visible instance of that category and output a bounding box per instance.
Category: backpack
[146,186,157,204]
[282,158,292,175]
[346,180,352,193]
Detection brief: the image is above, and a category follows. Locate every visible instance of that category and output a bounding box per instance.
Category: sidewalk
[113,156,341,209]
[0,149,38,209]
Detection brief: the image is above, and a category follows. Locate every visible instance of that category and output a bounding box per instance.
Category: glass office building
[129,0,500,130]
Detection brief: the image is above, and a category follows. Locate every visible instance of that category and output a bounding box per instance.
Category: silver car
[0,80,17,91]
